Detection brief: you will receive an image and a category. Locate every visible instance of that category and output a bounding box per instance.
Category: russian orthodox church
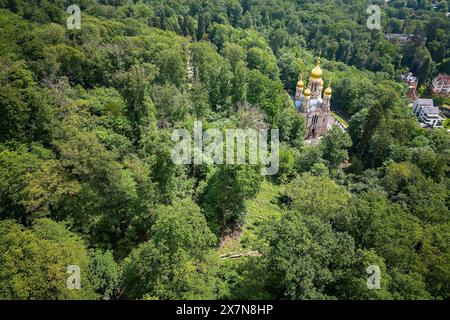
[294,58,332,139]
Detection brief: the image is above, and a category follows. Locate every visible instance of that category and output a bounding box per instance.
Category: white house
[412,98,445,128]
[431,74,450,96]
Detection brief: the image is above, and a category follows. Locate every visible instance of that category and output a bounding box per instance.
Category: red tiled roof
[434,74,450,83]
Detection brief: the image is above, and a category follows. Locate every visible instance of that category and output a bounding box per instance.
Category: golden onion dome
[297,79,304,88]
[324,86,332,96]
[303,88,311,96]
[310,59,323,80]
[320,79,324,86]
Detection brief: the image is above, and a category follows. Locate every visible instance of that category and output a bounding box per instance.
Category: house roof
[415,98,434,106]
[434,74,450,84]
[422,106,439,115]
[401,72,417,83]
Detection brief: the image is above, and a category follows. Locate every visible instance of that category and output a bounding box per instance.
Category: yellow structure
[294,59,332,138]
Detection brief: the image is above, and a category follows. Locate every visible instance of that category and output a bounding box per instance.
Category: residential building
[412,98,445,128]
[385,33,426,45]
[431,74,450,96]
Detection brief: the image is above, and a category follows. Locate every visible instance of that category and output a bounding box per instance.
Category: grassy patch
[443,117,450,129]
[331,112,349,128]
[241,180,285,249]
[218,180,286,255]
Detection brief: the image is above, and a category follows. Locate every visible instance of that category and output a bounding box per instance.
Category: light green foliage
[287,174,350,222]
[0,145,50,222]
[21,159,81,219]
[382,162,449,224]
[0,219,97,299]
[276,146,298,183]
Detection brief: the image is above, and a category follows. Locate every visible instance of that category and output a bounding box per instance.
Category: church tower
[293,58,332,139]
[322,82,332,112]
[295,79,304,99]
[308,59,323,98]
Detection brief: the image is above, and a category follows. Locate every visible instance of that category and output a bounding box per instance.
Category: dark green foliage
[266,213,356,299]
[120,199,222,299]
[200,164,262,235]
[88,249,120,299]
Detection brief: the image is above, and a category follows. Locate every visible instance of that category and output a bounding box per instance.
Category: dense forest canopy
[0,0,449,300]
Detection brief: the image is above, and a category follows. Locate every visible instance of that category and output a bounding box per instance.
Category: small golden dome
[320,79,324,86]
[324,86,332,96]
[310,59,323,80]
[303,88,311,96]
[297,80,304,88]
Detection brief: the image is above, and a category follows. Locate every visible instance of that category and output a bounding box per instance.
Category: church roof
[310,60,322,80]
[295,97,324,112]
[308,98,323,111]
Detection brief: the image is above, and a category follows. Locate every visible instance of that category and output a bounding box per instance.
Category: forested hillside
[0,0,449,300]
